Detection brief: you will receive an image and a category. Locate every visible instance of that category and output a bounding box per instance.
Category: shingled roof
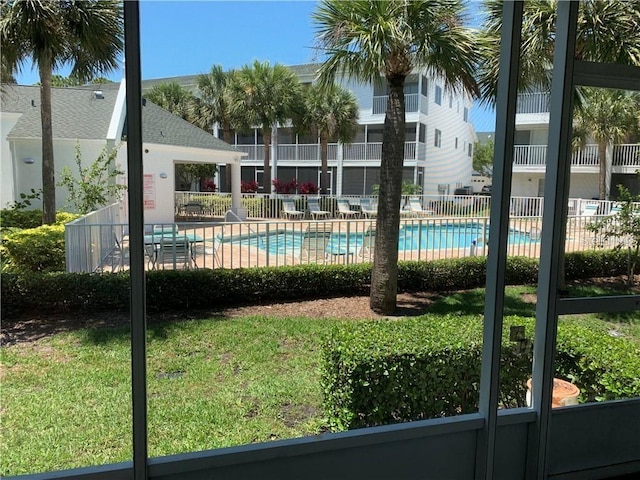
[1,83,237,152]
[139,99,237,152]
[3,84,117,140]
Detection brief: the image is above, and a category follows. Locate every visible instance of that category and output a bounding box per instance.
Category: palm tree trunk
[262,127,271,193]
[320,133,329,195]
[39,60,56,225]
[370,76,406,315]
[598,141,607,200]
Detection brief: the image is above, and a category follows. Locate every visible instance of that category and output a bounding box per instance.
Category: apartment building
[144,63,477,196]
[512,90,640,200]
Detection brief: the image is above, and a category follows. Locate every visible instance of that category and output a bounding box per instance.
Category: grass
[1,284,638,476]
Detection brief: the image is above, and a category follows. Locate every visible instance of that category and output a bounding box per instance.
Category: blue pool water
[223,223,538,255]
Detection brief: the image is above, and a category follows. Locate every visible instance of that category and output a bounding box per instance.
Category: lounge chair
[580,203,599,217]
[357,226,376,262]
[298,223,332,263]
[281,198,304,220]
[407,197,434,217]
[336,198,359,218]
[307,197,331,219]
[360,198,378,218]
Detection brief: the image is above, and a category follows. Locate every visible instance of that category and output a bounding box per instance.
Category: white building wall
[1,112,21,208]
[139,143,241,224]
[337,78,373,113]
[421,75,475,195]
[10,138,107,213]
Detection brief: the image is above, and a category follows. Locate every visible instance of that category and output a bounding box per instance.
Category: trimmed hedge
[0,249,628,316]
[2,224,66,273]
[321,316,640,430]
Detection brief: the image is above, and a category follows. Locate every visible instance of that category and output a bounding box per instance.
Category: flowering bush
[203,179,217,192]
[299,181,318,194]
[272,177,298,194]
[241,180,259,193]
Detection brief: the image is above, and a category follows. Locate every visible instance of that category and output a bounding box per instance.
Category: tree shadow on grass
[426,288,537,318]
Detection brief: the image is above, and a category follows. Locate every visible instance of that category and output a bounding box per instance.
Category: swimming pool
[221,222,539,256]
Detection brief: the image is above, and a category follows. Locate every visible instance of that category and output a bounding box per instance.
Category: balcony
[513,143,640,171]
[235,144,339,162]
[343,142,418,161]
[372,93,426,114]
[516,92,550,114]
[613,144,640,172]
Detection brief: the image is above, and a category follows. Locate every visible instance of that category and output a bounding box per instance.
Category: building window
[419,123,426,143]
[455,137,458,149]
[468,143,473,157]
[434,129,442,148]
[435,85,442,105]
[421,76,428,96]
[463,107,469,122]
[405,122,417,142]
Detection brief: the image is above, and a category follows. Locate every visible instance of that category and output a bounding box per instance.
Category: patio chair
[298,223,333,263]
[307,197,331,219]
[580,203,599,217]
[281,198,304,220]
[157,237,197,269]
[407,197,434,217]
[185,202,204,216]
[357,226,376,262]
[336,198,359,219]
[360,198,378,219]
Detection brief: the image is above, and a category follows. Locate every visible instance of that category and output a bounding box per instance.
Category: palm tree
[573,88,640,200]
[191,65,236,191]
[226,60,302,193]
[144,81,197,123]
[313,0,479,314]
[478,0,640,103]
[1,0,123,224]
[298,83,359,195]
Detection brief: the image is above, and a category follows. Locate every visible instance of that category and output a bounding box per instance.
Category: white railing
[65,202,125,273]
[513,144,599,167]
[571,144,599,166]
[343,142,418,161]
[69,195,635,272]
[514,145,547,165]
[372,93,420,114]
[613,144,640,167]
[72,210,629,273]
[516,92,550,114]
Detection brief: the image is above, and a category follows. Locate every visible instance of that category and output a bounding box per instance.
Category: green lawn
[1,284,638,476]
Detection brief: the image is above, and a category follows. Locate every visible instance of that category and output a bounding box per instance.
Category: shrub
[0,210,80,229]
[0,249,627,315]
[0,209,43,229]
[2,224,66,273]
[321,316,640,431]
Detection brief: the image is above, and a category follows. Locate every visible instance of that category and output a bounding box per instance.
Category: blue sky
[15,0,495,133]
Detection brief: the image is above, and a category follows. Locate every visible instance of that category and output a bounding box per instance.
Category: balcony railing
[235,144,339,162]
[372,93,422,114]
[516,92,550,114]
[343,142,418,161]
[513,144,600,167]
[613,144,640,167]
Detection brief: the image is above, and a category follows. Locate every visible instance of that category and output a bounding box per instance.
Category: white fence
[65,203,125,273]
[66,198,631,272]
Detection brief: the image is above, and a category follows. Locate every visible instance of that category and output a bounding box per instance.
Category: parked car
[481,185,492,194]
